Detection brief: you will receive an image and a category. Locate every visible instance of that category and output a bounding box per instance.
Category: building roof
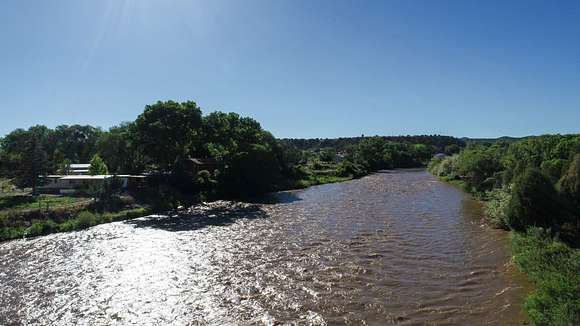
[43,174,147,180]
[60,175,110,180]
[69,164,91,169]
[188,158,219,165]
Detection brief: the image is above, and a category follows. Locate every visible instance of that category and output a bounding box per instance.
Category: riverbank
[0,207,151,241]
[428,151,580,325]
[0,172,356,242]
[511,228,580,325]
[433,172,580,325]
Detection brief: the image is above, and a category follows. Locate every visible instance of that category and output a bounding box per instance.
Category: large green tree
[96,123,144,173]
[355,137,393,171]
[219,143,282,197]
[134,101,202,172]
[456,147,502,192]
[52,125,102,163]
[0,126,52,193]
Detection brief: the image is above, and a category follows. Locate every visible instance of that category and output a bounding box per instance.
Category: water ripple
[0,170,529,325]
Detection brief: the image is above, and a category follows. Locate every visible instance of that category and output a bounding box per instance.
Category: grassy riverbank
[0,207,150,241]
[0,195,89,211]
[286,164,356,189]
[435,172,580,325]
[0,163,355,242]
[0,185,152,241]
[512,229,580,325]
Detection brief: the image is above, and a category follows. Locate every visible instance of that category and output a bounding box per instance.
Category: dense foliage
[512,228,580,326]
[284,135,465,154]
[507,168,563,231]
[429,134,580,325]
[0,124,103,190]
[134,101,203,172]
[1,100,465,202]
[429,134,580,229]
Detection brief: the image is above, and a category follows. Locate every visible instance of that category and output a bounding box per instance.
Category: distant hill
[281,135,466,153]
[462,136,527,144]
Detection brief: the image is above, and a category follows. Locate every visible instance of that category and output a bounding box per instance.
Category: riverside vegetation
[0,100,463,241]
[429,135,580,325]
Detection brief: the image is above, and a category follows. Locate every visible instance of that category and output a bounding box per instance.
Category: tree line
[0,101,297,199]
[283,135,465,154]
[429,135,580,325]
[429,135,580,230]
[0,100,465,201]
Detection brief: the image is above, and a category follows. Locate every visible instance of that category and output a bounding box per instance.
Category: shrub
[294,179,311,189]
[319,149,337,163]
[456,150,502,192]
[58,220,76,232]
[337,160,367,178]
[0,226,26,241]
[429,154,460,179]
[506,168,562,230]
[541,159,565,184]
[26,219,58,237]
[512,228,580,325]
[559,154,580,208]
[75,211,97,229]
[312,161,324,170]
[484,185,511,229]
[101,208,149,222]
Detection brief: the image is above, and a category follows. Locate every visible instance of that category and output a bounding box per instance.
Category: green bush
[559,154,580,209]
[456,149,502,192]
[337,160,367,178]
[312,161,324,170]
[507,168,562,230]
[26,219,58,237]
[428,154,460,179]
[541,159,565,184]
[484,185,511,229]
[58,220,76,232]
[0,226,26,241]
[101,208,149,222]
[75,211,98,229]
[512,228,580,325]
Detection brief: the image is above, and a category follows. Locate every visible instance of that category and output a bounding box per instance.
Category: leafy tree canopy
[89,154,109,175]
[134,100,202,172]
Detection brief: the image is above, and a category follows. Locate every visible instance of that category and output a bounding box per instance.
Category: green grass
[312,175,352,184]
[278,173,353,191]
[0,207,150,241]
[512,228,580,325]
[298,175,352,188]
[0,195,89,211]
[100,207,149,222]
[279,163,356,191]
[438,176,467,189]
[0,226,26,240]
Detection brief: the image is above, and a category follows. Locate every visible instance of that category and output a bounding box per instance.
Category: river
[0,169,529,325]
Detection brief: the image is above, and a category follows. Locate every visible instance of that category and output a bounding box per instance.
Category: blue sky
[1,0,579,138]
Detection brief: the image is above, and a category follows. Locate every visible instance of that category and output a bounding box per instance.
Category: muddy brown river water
[0,169,529,325]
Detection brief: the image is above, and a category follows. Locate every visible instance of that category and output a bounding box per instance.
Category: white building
[39,175,146,194]
[67,164,91,175]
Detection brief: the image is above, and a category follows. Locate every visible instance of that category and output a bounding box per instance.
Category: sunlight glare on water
[0,170,529,325]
